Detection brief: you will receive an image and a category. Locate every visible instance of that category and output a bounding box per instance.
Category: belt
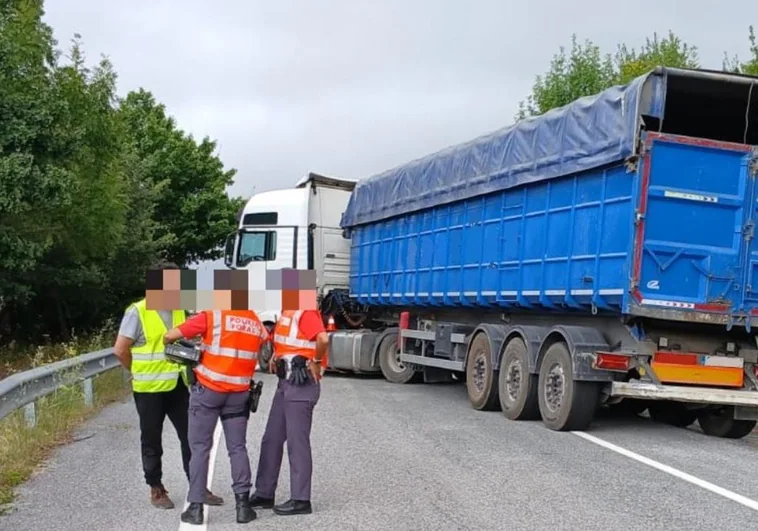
[275,356,311,384]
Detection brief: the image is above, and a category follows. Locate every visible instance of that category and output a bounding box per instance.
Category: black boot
[249,494,275,509]
[181,502,204,525]
[235,492,257,523]
[273,499,312,515]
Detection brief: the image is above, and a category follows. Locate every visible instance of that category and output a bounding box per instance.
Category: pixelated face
[144,266,318,312]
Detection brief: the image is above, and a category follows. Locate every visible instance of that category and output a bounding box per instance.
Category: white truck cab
[223,172,356,329]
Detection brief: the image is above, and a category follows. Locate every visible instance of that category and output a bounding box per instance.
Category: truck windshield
[237,231,277,266]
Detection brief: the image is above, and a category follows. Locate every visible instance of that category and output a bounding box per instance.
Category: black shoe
[249,494,275,509]
[235,492,257,523]
[273,499,312,515]
[181,502,204,525]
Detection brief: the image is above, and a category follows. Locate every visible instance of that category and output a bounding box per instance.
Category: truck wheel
[648,401,697,428]
[258,341,273,373]
[498,337,539,420]
[466,333,500,411]
[537,341,599,431]
[697,407,757,439]
[378,334,417,384]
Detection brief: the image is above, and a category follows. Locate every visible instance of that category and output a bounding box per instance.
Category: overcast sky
[43,0,755,200]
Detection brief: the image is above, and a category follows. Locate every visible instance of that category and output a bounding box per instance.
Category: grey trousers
[253,378,320,501]
[187,383,251,503]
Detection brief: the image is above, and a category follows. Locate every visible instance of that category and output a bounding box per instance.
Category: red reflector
[595,352,631,371]
[399,312,410,330]
[694,303,729,313]
[654,352,699,365]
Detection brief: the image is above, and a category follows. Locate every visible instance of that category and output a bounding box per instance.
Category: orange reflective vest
[273,310,325,366]
[195,310,265,393]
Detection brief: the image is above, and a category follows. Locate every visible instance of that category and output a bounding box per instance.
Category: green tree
[723,25,758,75]
[118,89,245,267]
[517,30,699,119]
[0,0,75,308]
[517,35,617,119]
[616,30,699,84]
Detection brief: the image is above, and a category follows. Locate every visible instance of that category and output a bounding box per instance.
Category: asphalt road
[3,371,758,531]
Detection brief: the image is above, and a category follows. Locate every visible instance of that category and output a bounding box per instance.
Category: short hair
[149,259,179,271]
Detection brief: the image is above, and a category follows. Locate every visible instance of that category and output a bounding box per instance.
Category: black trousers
[133,377,192,488]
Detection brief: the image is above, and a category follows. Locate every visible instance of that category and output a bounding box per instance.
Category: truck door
[236,226,298,271]
[631,132,756,313]
[738,152,758,313]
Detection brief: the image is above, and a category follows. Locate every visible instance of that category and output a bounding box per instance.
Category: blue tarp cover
[341,71,664,228]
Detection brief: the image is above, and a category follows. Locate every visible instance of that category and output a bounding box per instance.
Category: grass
[0,320,117,380]
[0,365,131,514]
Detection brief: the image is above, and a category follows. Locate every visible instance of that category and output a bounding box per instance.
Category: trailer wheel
[378,334,417,384]
[648,401,697,428]
[537,341,599,431]
[498,337,539,420]
[697,407,757,439]
[465,333,500,411]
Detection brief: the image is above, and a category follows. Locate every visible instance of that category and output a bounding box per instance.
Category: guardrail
[0,348,124,427]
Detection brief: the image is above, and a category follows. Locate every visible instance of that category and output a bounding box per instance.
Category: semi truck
[225,66,758,439]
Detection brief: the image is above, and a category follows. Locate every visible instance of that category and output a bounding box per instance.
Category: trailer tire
[537,341,599,431]
[498,337,539,420]
[648,401,697,428]
[697,407,757,439]
[466,333,500,411]
[378,334,417,384]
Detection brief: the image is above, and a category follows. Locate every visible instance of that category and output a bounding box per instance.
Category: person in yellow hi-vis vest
[113,261,223,510]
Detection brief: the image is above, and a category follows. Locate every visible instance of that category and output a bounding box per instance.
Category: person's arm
[314,331,328,363]
[114,335,134,372]
[114,307,140,371]
[163,312,208,344]
[298,312,328,378]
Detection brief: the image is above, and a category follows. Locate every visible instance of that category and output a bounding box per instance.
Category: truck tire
[257,322,276,373]
[466,333,500,411]
[498,337,539,420]
[648,401,697,428]
[258,341,273,373]
[697,407,757,439]
[378,334,417,384]
[537,341,599,431]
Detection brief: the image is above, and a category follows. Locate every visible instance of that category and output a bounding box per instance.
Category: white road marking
[572,431,758,512]
[178,420,223,531]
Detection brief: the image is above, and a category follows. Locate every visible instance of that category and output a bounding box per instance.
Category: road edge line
[572,431,758,512]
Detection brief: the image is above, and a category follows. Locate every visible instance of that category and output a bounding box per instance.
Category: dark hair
[149,259,180,271]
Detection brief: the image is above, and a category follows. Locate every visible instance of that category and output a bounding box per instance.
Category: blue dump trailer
[328,67,758,438]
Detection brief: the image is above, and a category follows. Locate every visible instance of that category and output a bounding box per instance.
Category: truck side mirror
[224,232,236,268]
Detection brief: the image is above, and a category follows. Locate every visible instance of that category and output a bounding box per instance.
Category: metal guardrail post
[83,377,94,407]
[0,348,122,423]
[24,403,36,428]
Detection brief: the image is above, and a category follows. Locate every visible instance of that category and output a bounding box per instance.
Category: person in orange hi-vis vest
[163,308,269,526]
[249,309,328,516]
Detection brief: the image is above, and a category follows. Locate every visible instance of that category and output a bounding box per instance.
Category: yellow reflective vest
[128,299,188,393]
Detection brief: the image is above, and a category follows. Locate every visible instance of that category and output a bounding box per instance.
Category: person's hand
[309,360,322,382]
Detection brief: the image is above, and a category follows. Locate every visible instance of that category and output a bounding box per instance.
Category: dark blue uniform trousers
[253,377,320,501]
[187,383,251,504]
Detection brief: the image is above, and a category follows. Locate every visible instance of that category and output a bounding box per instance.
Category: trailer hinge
[744,220,755,241]
[625,155,639,173]
[750,157,758,177]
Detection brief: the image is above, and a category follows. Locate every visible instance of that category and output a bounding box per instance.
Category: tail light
[594,352,632,371]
